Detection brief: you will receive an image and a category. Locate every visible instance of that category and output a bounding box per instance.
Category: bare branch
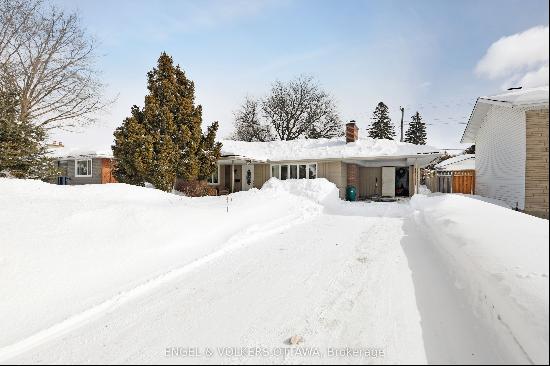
[0,0,112,130]
[261,75,342,140]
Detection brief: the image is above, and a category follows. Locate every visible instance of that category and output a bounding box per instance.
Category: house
[209,122,441,200]
[426,154,476,194]
[461,86,549,218]
[50,146,117,185]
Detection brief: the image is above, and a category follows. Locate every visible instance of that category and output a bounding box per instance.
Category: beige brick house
[461,86,549,219]
[209,122,441,200]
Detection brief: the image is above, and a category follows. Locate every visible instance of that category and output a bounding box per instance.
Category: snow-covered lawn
[0,178,547,364]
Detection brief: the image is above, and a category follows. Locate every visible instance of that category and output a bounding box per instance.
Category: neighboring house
[211,122,440,200]
[50,147,117,185]
[426,154,476,194]
[461,86,549,219]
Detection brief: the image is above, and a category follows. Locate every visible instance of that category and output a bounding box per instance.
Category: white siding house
[475,106,526,209]
[462,86,549,217]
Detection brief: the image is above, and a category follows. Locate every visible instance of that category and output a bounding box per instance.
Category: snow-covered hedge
[411,194,549,364]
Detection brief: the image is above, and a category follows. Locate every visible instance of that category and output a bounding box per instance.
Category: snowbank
[0,178,330,349]
[262,177,340,207]
[221,136,439,161]
[411,194,549,364]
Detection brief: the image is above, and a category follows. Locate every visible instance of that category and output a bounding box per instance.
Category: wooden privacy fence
[426,169,475,194]
[452,170,475,194]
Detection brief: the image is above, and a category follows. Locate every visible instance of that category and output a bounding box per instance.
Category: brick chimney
[346,121,359,143]
[345,121,360,191]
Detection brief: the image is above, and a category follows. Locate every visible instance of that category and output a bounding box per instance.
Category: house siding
[58,158,103,185]
[475,105,526,209]
[525,109,549,219]
[318,161,347,198]
[254,164,270,188]
[358,167,382,198]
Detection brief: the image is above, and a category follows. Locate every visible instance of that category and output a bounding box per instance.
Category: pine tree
[368,102,396,140]
[404,111,427,145]
[0,85,56,179]
[198,121,222,180]
[112,52,221,192]
[112,106,153,186]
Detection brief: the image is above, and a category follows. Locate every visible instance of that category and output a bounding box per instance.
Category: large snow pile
[411,194,549,364]
[0,178,331,351]
[262,177,340,207]
[220,136,439,161]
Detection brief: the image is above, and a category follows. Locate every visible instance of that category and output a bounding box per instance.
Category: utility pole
[399,106,405,142]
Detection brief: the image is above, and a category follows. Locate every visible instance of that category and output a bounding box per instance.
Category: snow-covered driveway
[1,178,547,364]
[7,210,509,364]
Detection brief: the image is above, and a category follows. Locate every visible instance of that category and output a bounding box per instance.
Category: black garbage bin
[57,176,70,185]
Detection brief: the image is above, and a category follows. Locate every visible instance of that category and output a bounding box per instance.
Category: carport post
[415,160,420,194]
[231,160,235,193]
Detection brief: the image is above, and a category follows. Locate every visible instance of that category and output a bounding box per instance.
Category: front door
[241,164,254,191]
[382,166,396,197]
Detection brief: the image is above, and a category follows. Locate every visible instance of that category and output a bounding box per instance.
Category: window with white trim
[207,165,220,185]
[270,163,318,180]
[75,159,92,177]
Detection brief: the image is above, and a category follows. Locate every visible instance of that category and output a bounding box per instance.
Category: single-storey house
[461,86,549,218]
[426,154,476,194]
[50,145,117,185]
[210,122,441,200]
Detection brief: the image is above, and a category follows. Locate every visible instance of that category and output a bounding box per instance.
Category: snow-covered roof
[461,86,549,143]
[220,137,440,162]
[435,154,475,171]
[50,146,113,159]
[478,86,549,107]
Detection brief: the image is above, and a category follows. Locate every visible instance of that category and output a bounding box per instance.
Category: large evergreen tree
[464,144,475,154]
[404,111,427,145]
[368,102,396,140]
[112,106,153,186]
[112,53,221,192]
[0,84,56,179]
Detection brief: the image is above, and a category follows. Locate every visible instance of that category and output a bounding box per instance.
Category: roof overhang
[55,154,113,160]
[461,96,549,144]
[219,152,442,168]
[461,98,491,144]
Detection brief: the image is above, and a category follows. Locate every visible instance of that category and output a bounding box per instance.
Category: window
[299,164,307,179]
[207,165,220,185]
[290,165,298,179]
[308,163,317,179]
[271,165,280,179]
[271,163,318,180]
[280,165,288,180]
[75,159,92,177]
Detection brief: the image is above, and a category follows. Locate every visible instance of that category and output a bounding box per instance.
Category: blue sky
[51,0,549,150]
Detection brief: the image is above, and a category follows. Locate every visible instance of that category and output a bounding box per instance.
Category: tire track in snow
[0,206,321,363]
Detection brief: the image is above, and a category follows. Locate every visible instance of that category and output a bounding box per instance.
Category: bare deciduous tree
[230,96,273,142]
[231,75,343,142]
[262,75,342,141]
[0,0,111,130]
